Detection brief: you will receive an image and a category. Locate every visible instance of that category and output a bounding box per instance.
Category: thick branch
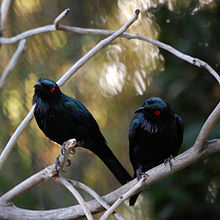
[0,102,219,219]
[0,139,219,219]
[0,9,139,170]
[0,139,76,206]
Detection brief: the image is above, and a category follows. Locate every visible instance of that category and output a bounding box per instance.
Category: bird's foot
[55,155,64,172]
[164,155,174,171]
[61,141,71,158]
[136,168,148,181]
[55,154,72,172]
[60,139,79,167]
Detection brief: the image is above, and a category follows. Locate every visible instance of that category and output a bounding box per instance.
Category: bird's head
[135,97,170,120]
[33,78,61,103]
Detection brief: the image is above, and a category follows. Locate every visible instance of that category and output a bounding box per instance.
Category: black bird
[129,97,183,205]
[33,78,132,185]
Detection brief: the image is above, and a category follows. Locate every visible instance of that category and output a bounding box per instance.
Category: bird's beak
[135,106,145,114]
[34,81,41,88]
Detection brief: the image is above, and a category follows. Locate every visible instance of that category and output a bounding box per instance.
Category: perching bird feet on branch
[55,138,77,171]
[136,167,149,181]
[164,155,174,171]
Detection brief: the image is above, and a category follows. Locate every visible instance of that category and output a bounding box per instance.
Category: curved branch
[58,25,220,85]
[0,139,219,220]
[1,24,219,84]
[55,176,94,220]
[0,101,219,219]
[0,8,69,44]
[67,179,124,220]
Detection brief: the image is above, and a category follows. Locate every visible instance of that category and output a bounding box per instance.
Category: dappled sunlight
[97,0,165,96]
[100,62,126,96]
[2,90,24,125]
[14,0,42,15]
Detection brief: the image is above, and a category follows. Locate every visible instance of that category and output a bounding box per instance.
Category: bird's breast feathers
[141,120,163,134]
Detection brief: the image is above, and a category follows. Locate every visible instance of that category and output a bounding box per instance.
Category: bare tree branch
[194,102,220,151]
[0,106,34,170]
[55,176,94,220]
[0,9,140,170]
[67,179,124,220]
[0,139,76,206]
[57,25,220,85]
[0,139,219,220]
[1,24,219,84]
[100,102,220,220]
[0,101,219,219]
[0,8,69,44]
[53,8,70,28]
[0,165,56,206]
[0,39,26,91]
[0,0,11,31]
[100,176,147,220]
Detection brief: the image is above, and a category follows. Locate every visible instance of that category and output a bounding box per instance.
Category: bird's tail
[129,172,141,206]
[91,141,132,185]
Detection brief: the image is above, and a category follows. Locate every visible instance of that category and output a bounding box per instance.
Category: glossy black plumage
[33,78,132,185]
[129,97,183,205]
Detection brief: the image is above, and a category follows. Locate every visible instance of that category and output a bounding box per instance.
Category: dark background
[0,0,220,219]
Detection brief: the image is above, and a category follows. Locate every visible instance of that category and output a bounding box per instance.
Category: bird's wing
[175,113,184,146]
[59,94,102,134]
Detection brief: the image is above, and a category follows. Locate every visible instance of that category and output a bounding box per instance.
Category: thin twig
[0,39,26,91]
[100,176,147,220]
[0,8,70,44]
[57,9,140,86]
[53,8,70,29]
[55,176,94,220]
[0,0,11,31]
[195,102,220,151]
[0,9,140,170]
[67,179,124,220]
[58,25,220,85]
[0,24,219,84]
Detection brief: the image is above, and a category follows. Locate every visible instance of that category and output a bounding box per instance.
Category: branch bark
[55,176,94,220]
[0,0,11,31]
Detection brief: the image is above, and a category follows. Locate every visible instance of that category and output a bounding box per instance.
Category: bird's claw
[136,168,148,181]
[55,155,65,172]
[61,142,70,158]
[66,158,71,167]
[164,155,174,170]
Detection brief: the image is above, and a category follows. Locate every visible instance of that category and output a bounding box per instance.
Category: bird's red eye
[50,87,55,93]
[154,110,160,116]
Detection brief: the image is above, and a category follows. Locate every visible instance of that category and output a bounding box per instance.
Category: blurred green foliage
[0,0,220,219]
